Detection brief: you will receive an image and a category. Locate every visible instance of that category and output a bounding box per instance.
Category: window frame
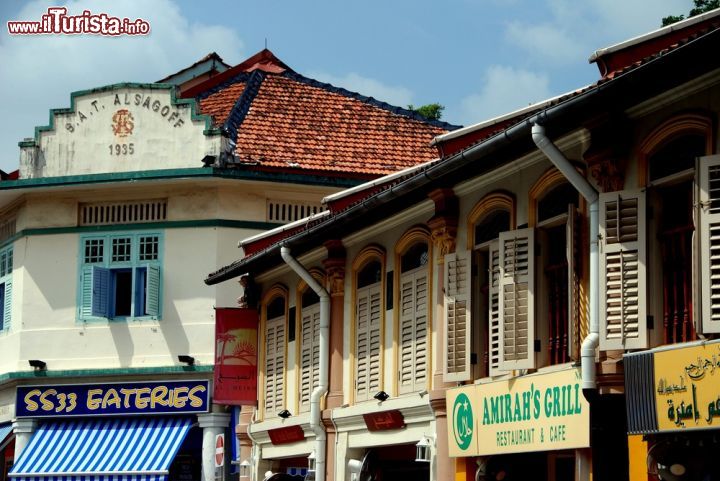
[77,231,163,322]
[260,284,289,420]
[466,192,515,379]
[0,243,13,332]
[351,245,386,403]
[638,114,714,342]
[394,226,433,396]
[529,171,583,366]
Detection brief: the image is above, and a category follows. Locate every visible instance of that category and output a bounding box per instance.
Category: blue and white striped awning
[9,417,191,481]
[0,422,13,446]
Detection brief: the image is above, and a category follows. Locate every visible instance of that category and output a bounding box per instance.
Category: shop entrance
[479,451,575,481]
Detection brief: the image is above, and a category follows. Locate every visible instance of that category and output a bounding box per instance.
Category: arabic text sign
[16,380,210,418]
[654,342,720,432]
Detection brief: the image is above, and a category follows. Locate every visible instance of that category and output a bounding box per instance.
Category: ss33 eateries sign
[15,380,210,417]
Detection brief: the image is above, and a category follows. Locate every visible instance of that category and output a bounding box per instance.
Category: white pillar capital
[197,412,231,429]
[12,418,38,458]
[12,418,37,433]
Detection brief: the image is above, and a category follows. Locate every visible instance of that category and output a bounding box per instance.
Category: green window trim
[0,244,12,332]
[78,231,163,322]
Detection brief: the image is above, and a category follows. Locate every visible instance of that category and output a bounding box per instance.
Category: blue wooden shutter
[1,280,10,330]
[91,266,111,318]
[145,265,160,317]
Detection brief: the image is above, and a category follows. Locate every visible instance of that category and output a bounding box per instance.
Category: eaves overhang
[205,25,720,285]
[0,167,365,192]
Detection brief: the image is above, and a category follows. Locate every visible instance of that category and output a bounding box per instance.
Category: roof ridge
[224,70,267,142]
[194,72,252,101]
[281,71,461,131]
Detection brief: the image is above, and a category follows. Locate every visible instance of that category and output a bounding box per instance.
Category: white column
[197,412,231,481]
[12,418,37,457]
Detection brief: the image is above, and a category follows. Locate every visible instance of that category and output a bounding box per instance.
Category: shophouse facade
[0,49,453,481]
[206,11,720,481]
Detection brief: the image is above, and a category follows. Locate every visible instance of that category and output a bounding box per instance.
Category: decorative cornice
[323,260,346,297]
[588,155,625,193]
[428,216,458,260]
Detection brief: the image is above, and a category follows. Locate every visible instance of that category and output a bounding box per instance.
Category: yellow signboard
[447,367,590,457]
[446,384,480,457]
[654,342,720,432]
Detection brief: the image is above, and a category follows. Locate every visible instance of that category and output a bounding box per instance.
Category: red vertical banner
[214,308,258,405]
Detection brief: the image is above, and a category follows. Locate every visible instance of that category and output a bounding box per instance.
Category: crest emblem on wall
[111,109,134,137]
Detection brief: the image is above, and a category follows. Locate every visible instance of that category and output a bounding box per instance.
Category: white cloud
[0,0,245,172]
[455,65,552,126]
[506,0,691,66]
[505,21,586,65]
[307,71,414,108]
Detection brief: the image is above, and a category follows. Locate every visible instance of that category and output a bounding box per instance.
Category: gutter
[280,247,328,481]
[531,124,600,395]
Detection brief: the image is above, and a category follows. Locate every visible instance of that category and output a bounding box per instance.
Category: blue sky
[0,0,691,172]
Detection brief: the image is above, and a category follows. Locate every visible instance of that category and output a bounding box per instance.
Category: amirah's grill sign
[446,367,590,457]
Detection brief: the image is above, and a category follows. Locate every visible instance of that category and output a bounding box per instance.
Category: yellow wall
[628,435,648,481]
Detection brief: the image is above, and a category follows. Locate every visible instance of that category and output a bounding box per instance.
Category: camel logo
[111,109,134,137]
[453,392,474,450]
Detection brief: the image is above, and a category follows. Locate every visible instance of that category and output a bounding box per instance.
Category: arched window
[261,285,288,419]
[395,227,432,394]
[532,177,581,366]
[464,192,514,378]
[640,113,713,342]
[352,246,385,402]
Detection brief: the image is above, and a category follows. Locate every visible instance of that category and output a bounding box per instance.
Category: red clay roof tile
[198,81,247,125]
[230,74,448,176]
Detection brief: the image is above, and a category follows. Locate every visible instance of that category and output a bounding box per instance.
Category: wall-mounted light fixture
[28,360,46,370]
[238,459,251,478]
[307,450,316,472]
[415,436,433,462]
[373,390,389,402]
[177,355,195,366]
[278,409,292,419]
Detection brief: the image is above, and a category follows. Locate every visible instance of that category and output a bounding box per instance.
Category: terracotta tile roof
[188,50,459,179]
[199,80,248,125]
[233,73,451,176]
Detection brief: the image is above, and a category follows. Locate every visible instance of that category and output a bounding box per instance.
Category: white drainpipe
[531,124,600,392]
[280,246,329,481]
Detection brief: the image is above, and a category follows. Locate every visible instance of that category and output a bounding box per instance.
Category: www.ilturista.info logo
[7,7,150,36]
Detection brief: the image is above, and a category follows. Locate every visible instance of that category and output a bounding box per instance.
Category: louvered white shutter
[355,283,382,401]
[488,242,502,376]
[264,315,285,417]
[444,250,472,382]
[398,269,428,394]
[599,190,647,349]
[567,205,580,360]
[299,304,320,412]
[498,228,535,370]
[698,155,720,333]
